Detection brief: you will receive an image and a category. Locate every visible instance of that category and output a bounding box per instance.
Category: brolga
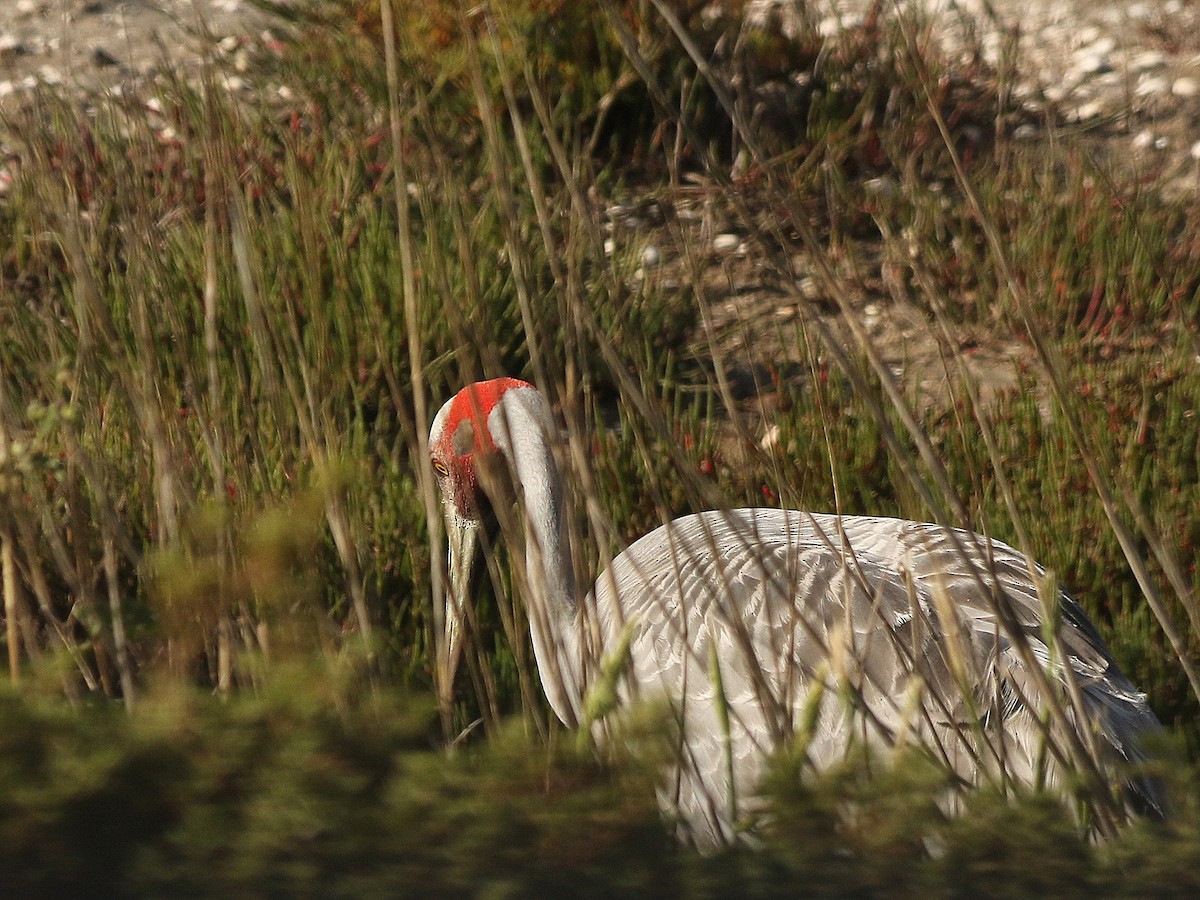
[430,376,1164,846]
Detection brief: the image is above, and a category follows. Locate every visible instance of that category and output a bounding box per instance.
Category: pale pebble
[1132,131,1167,151]
[863,176,896,198]
[1132,130,1155,150]
[1135,76,1170,97]
[1129,50,1167,72]
[760,424,781,452]
[817,14,860,38]
[1172,77,1200,98]
[1078,36,1117,58]
[713,233,742,253]
[1073,53,1111,76]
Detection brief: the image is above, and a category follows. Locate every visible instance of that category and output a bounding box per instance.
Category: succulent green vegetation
[1,0,1199,890]
[3,677,1200,899]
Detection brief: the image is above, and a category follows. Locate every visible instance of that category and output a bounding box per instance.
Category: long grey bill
[441,514,478,700]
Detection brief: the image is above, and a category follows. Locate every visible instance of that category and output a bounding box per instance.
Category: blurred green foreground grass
[0,674,1198,899]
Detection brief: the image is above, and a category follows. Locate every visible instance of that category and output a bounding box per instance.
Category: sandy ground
[0,0,271,103]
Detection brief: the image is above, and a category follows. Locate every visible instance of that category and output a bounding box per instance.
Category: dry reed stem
[379,0,448,727]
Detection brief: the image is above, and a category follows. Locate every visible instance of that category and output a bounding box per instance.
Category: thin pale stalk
[100,533,135,709]
[2,529,18,684]
[379,0,446,723]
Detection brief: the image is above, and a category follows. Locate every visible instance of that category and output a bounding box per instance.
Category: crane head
[428,377,534,697]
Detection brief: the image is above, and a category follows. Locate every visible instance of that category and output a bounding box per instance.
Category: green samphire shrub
[0,673,1197,898]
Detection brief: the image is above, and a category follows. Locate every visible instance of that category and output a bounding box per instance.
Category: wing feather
[588,508,1163,844]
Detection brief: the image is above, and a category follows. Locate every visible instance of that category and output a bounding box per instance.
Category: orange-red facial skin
[431,377,531,520]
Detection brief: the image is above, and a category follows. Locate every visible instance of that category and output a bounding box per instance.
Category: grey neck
[490,391,583,726]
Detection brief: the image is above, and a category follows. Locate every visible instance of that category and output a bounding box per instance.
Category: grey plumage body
[431,379,1163,847]
[583,509,1161,844]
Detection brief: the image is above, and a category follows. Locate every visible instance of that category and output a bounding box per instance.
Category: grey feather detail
[585,509,1164,845]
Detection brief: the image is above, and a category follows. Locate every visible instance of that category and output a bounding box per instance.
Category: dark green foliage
[0,680,673,898]
[0,685,1197,897]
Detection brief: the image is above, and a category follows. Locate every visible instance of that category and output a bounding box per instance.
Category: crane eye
[432,458,450,479]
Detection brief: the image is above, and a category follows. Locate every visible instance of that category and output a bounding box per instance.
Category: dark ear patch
[452,418,476,457]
